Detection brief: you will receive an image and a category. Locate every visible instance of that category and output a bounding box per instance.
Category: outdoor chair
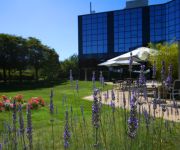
[172,80,180,100]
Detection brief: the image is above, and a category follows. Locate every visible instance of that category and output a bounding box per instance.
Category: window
[82,13,107,54]
[113,8,143,53]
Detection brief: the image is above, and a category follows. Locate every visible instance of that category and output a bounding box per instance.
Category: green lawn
[0,81,106,128]
[0,81,180,150]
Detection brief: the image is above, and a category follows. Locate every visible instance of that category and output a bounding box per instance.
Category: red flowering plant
[28,97,45,109]
[0,95,45,112]
[0,101,4,112]
[1,95,11,111]
[14,94,24,104]
[37,97,45,106]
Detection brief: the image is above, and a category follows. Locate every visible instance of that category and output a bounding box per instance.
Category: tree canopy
[0,34,60,81]
[148,42,178,80]
[59,54,79,79]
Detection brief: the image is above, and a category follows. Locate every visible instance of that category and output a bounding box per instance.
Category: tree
[15,36,29,82]
[0,34,60,82]
[0,34,9,81]
[0,34,29,82]
[27,37,43,81]
[149,43,178,80]
[41,47,60,80]
[59,54,79,79]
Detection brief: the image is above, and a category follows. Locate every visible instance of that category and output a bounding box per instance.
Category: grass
[0,81,105,127]
[0,81,180,150]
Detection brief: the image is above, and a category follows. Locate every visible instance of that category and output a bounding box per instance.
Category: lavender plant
[152,61,156,79]
[128,92,138,138]
[161,61,166,82]
[50,88,54,114]
[139,65,146,86]
[111,90,115,101]
[110,101,115,113]
[99,71,104,88]
[12,99,17,150]
[27,105,32,150]
[92,71,96,90]
[129,52,133,77]
[49,88,55,149]
[92,89,100,147]
[80,105,86,126]
[69,69,73,86]
[152,94,157,119]
[165,64,173,88]
[18,105,26,149]
[64,110,71,149]
[75,80,79,93]
[143,109,149,130]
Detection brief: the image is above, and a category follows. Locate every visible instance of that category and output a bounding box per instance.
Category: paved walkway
[83,89,180,122]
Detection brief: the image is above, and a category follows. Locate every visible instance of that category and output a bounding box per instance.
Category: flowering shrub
[0,95,45,112]
[14,94,24,104]
[1,95,11,111]
[0,101,4,112]
[28,97,45,109]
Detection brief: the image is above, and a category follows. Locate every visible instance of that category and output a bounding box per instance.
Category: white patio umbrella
[98,61,118,67]
[98,60,140,67]
[107,49,140,62]
[137,47,158,61]
[107,47,157,62]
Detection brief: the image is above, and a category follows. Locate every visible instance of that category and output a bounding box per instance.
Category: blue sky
[0,0,170,60]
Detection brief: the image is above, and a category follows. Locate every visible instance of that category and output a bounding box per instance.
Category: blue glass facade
[150,0,180,43]
[82,13,107,54]
[114,8,143,53]
[78,0,180,68]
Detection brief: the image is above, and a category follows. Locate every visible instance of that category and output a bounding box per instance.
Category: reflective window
[150,0,180,42]
[114,8,143,53]
[82,13,107,54]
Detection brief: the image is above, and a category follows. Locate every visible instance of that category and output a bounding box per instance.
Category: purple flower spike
[139,65,146,86]
[166,64,173,88]
[161,61,165,81]
[92,89,100,128]
[110,101,115,113]
[99,71,105,87]
[129,52,133,72]
[50,88,54,114]
[18,105,25,135]
[64,110,70,149]
[76,80,79,93]
[27,105,32,150]
[12,100,17,131]
[143,109,149,129]
[69,69,73,86]
[80,105,84,117]
[111,90,115,101]
[12,99,17,149]
[128,92,138,138]
[152,61,156,79]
